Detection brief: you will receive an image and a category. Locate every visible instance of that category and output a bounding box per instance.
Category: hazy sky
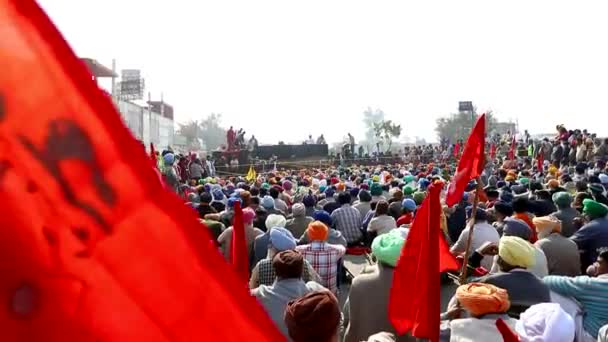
[39,0,608,144]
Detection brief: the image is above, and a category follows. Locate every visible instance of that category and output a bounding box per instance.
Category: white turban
[265,214,287,230]
[515,303,575,342]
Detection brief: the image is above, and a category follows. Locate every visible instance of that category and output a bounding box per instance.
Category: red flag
[496,318,520,342]
[445,114,486,207]
[0,1,282,340]
[231,201,249,283]
[389,182,459,341]
[536,151,544,173]
[490,143,496,160]
[453,142,460,158]
[508,136,516,160]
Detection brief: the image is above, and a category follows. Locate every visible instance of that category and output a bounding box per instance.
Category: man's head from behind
[273,250,304,280]
[337,192,351,205]
[284,291,341,342]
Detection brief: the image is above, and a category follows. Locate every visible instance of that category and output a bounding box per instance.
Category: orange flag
[445,114,486,207]
[388,182,459,341]
[0,1,281,341]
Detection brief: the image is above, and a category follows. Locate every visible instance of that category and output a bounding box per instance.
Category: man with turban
[217,207,264,263]
[284,290,341,342]
[298,210,347,247]
[512,197,538,243]
[286,203,314,239]
[533,216,581,276]
[330,192,363,245]
[353,189,373,219]
[450,208,500,271]
[296,221,346,294]
[250,227,320,288]
[441,283,516,341]
[252,214,288,265]
[543,249,608,340]
[463,236,551,317]
[252,250,325,339]
[343,231,411,342]
[571,199,608,270]
[551,191,580,237]
[495,217,548,279]
[515,303,575,342]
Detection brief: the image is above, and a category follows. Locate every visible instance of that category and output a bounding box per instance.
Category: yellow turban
[548,165,558,175]
[533,216,561,234]
[499,236,536,269]
[456,283,510,316]
[505,175,516,182]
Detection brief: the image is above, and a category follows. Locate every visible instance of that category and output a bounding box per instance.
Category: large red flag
[231,201,249,283]
[0,1,282,341]
[389,182,459,341]
[445,114,486,207]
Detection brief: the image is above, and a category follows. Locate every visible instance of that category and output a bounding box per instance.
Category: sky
[39,0,608,144]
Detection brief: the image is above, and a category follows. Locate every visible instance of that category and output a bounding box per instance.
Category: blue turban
[418,178,431,190]
[402,198,416,211]
[212,189,224,201]
[313,210,332,227]
[303,194,316,207]
[227,197,241,208]
[503,217,532,241]
[261,195,275,209]
[269,227,297,251]
[163,153,175,166]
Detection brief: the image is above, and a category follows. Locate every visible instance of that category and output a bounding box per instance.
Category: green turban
[552,191,571,207]
[261,182,271,190]
[403,175,415,183]
[583,199,608,218]
[519,177,529,186]
[370,183,383,197]
[371,232,405,267]
[402,185,415,195]
[413,191,426,205]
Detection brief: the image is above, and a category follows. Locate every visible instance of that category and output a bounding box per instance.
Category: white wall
[116,99,173,150]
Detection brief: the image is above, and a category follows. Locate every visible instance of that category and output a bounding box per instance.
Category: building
[82,57,174,150]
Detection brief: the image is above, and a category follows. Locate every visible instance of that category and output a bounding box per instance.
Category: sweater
[543,274,608,338]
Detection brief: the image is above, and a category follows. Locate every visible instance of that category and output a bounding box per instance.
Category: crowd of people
[151,124,608,341]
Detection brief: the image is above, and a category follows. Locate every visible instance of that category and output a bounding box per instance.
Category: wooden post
[458,177,482,285]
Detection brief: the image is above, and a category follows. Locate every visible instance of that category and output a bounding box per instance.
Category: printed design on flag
[16,119,116,235]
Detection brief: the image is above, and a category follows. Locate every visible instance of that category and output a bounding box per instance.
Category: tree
[373,119,402,152]
[177,120,202,150]
[435,110,497,144]
[362,107,385,144]
[199,113,227,151]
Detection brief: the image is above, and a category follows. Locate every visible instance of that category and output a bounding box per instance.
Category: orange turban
[336,183,346,192]
[547,179,559,189]
[307,221,329,241]
[456,283,510,316]
[533,216,562,233]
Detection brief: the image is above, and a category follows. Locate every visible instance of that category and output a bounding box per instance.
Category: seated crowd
[166,129,608,341]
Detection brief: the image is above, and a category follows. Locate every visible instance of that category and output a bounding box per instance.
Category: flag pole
[458,177,482,285]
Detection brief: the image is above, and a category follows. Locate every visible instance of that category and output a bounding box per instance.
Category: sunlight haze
[38,0,608,144]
